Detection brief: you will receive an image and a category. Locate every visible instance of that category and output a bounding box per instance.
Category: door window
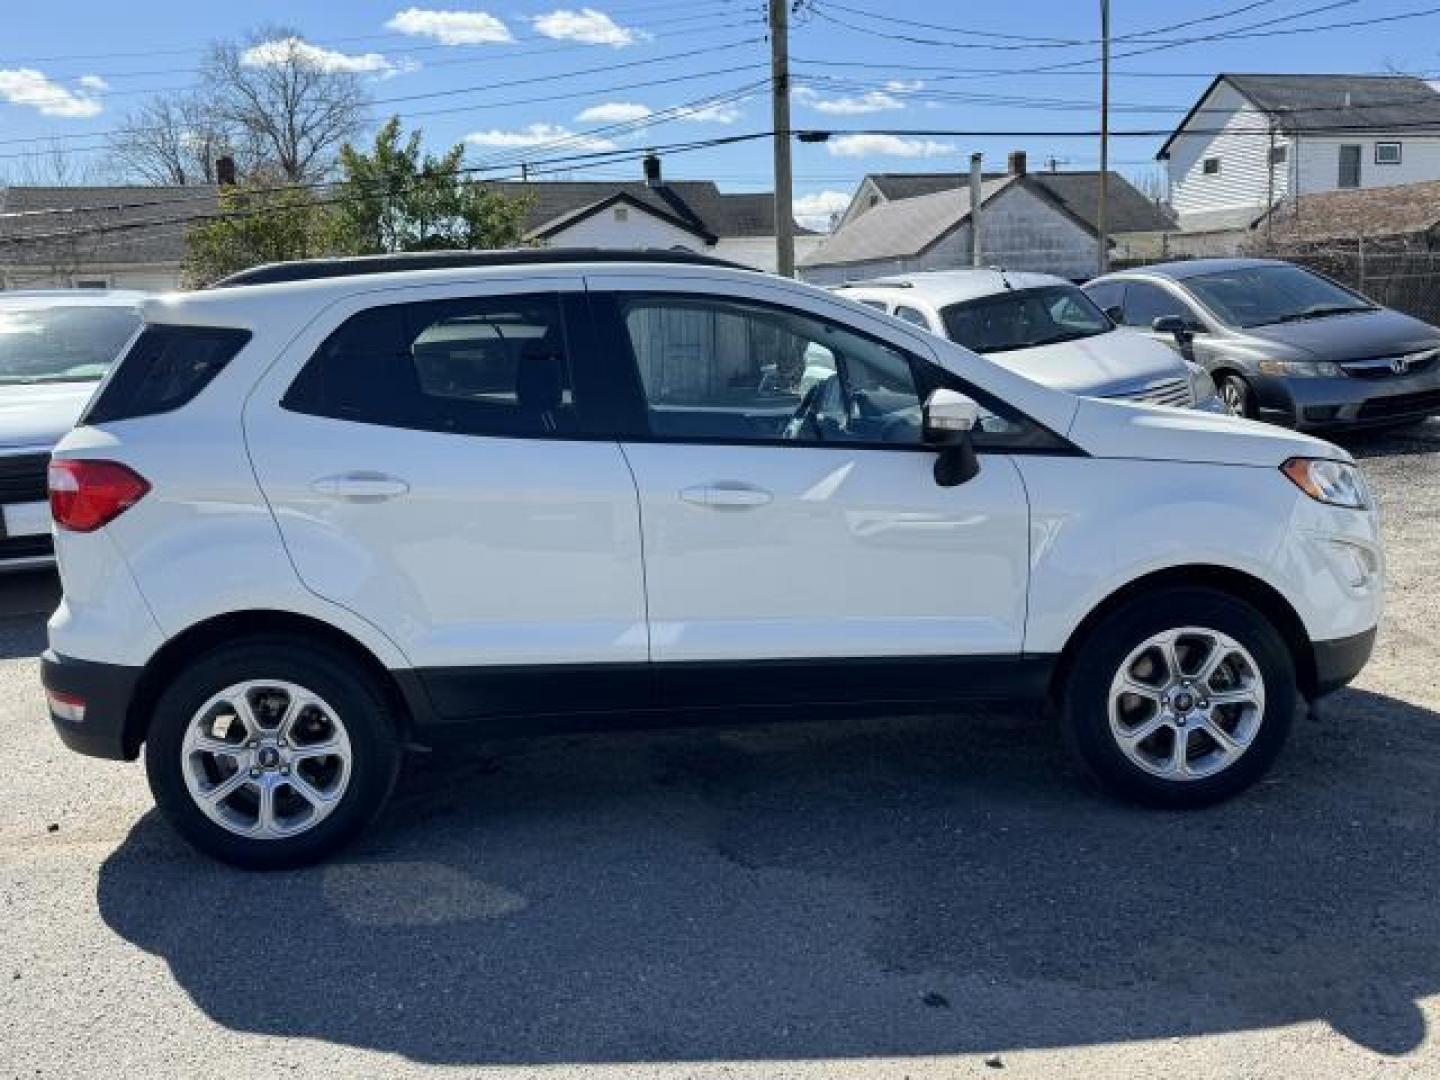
[1121,282,1196,328]
[893,305,931,329]
[1084,280,1125,319]
[283,293,577,437]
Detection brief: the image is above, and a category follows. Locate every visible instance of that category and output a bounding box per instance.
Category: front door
[245,280,649,716]
[591,284,1033,706]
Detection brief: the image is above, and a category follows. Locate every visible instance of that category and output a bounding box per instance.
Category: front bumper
[41,649,142,760]
[1249,367,1440,429]
[1312,626,1377,697]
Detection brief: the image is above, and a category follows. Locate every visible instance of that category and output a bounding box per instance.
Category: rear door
[244,278,649,715]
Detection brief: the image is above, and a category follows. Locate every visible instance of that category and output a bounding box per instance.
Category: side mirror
[923,388,982,488]
[1152,314,1202,339]
[1103,305,1124,323]
[922,388,981,445]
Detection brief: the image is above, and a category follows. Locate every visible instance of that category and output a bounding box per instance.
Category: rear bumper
[1311,626,1377,698]
[41,650,142,760]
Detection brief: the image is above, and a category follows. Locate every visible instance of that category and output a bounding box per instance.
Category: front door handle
[311,472,410,502]
[679,482,773,509]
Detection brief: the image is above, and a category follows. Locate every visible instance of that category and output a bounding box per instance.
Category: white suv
[43,250,1383,868]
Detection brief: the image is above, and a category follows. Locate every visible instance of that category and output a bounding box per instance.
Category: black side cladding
[82,326,252,425]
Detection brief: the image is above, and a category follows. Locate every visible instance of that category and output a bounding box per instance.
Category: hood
[1067,394,1345,468]
[986,328,1182,395]
[0,382,99,451]
[1239,307,1440,362]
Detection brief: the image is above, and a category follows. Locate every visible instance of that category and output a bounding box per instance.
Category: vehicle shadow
[0,571,59,660]
[95,687,1440,1066]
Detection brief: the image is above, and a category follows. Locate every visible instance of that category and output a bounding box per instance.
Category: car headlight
[1185,361,1217,403]
[1281,457,1370,509]
[1257,359,1344,377]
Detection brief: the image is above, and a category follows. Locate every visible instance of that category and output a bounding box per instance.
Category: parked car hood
[1239,307,1440,361]
[1067,393,1346,467]
[0,381,99,451]
[988,328,1182,395]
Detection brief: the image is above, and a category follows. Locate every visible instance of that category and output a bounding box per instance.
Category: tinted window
[941,285,1111,354]
[614,293,1060,450]
[0,303,140,384]
[1085,280,1125,316]
[1183,264,1374,328]
[83,325,251,424]
[284,294,576,437]
[1121,282,1195,328]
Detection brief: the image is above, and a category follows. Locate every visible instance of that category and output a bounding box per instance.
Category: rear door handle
[311,472,410,502]
[679,482,773,509]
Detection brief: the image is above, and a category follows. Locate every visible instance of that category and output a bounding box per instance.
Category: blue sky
[3,0,1439,226]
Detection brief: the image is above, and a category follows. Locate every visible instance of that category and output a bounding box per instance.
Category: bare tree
[202,26,369,183]
[3,139,108,186]
[109,94,236,186]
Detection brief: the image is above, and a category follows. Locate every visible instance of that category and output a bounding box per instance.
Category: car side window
[1084,280,1124,319]
[283,293,578,437]
[1122,282,1195,328]
[893,305,931,330]
[619,294,924,446]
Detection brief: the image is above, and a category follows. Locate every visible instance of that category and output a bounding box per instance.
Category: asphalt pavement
[2,426,1439,1078]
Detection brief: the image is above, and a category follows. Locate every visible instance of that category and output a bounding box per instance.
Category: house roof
[526,190,718,244]
[1156,74,1440,159]
[862,170,1174,233]
[485,180,813,239]
[800,177,1015,268]
[1254,178,1440,243]
[0,185,215,266]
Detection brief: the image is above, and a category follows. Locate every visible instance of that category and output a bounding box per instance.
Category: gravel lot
[2,427,1439,1079]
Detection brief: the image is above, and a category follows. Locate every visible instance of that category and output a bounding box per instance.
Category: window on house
[1375,142,1402,165]
[1269,145,1288,165]
[1339,145,1362,188]
[71,276,111,289]
[1202,157,1221,175]
[614,206,629,221]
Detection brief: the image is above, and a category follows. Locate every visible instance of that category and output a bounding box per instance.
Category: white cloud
[827,133,955,158]
[793,189,853,231]
[466,122,618,152]
[677,99,743,124]
[77,74,109,92]
[0,68,104,117]
[576,101,652,123]
[797,80,920,115]
[531,8,640,47]
[385,8,513,44]
[241,37,401,76]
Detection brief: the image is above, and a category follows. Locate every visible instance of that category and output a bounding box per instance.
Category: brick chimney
[643,153,662,188]
[1007,150,1027,177]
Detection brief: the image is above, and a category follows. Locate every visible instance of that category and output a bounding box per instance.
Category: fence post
[1357,231,1367,295]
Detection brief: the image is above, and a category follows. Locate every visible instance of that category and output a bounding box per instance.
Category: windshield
[1184,264,1375,328]
[0,303,141,384]
[940,285,1111,354]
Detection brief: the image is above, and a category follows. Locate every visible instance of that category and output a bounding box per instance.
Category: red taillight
[48,459,150,533]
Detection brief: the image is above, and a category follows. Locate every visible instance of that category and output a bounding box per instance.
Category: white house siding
[538,208,710,253]
[1,262,182,291]
[1168,82,1289,228]
[715,235,825,273]
[1293,134,1440,200]
[800,184,1097,285]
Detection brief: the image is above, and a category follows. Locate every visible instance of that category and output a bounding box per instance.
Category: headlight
[1185,361,1217,403]
[1257,359,1344,377]
[1281,457,1370,509]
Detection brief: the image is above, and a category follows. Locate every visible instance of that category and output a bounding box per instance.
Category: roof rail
[210,247,754,288]
[835,279,913,289]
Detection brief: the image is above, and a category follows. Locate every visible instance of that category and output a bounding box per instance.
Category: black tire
[1058,587,1297,809]
[1218,373,1254,419]
[145,637,402,869]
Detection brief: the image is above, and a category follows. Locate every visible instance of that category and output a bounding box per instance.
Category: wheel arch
[122,609,430,757]
[1049,564,1317,704]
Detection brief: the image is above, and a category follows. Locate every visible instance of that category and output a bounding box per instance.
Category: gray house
[801,154,1174,284]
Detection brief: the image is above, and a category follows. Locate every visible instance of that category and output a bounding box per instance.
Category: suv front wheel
[1059,587,1297,808]
[145,638,402,869]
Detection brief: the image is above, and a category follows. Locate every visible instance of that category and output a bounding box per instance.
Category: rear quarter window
[82,325,252,424]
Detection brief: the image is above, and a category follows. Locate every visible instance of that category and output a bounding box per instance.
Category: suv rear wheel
[145,639,402,869]
[1059,587,1296,808]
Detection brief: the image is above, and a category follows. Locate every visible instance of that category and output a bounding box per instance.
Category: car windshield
[940,285,1112,354]
[1183,265,1376,328]
[0,303,141,384]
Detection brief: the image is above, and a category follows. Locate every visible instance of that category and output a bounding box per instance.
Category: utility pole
[1097,0,1111,276]
[969,152,984,267]
[769,0,796,277]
